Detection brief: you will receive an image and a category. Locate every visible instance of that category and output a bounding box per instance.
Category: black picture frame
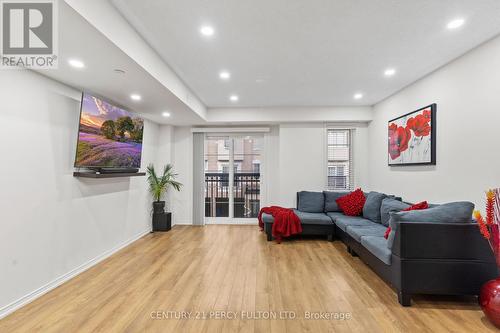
[388,104,436,166]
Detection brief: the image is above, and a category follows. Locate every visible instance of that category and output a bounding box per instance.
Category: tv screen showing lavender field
[75,93,144,168]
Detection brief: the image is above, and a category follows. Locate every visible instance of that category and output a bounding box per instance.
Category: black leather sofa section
[263,218,334,242]
[339,221,498,306]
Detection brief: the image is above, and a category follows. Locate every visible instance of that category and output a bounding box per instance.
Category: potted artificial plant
[146,164,182,231]
[475,189,500,328]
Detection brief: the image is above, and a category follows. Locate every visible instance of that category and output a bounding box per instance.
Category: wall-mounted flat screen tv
[74,93,144,169]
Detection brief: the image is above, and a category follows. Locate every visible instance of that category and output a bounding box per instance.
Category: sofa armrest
[392,221,495,262]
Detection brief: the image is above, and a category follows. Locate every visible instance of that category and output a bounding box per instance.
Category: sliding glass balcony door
[204,134,263,224]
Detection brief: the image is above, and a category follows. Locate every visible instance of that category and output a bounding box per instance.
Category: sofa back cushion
[297,191,325,213]
[363,191,389,223]
[386,201,475,249]
[380,198,410,226]
[384,201,429,239]
[323,191,350,212]
[392,201,474,224]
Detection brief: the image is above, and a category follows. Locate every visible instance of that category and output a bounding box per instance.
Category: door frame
[204,133,264,225]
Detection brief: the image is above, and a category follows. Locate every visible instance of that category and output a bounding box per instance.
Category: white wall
[352,124,369,192]
[0,70,159,317]
[276,123,369,207]
[156,125,175,166]
[277,124,326,207]
[368,35,500,207]
[170,127,193,225]
[262,126,280,206]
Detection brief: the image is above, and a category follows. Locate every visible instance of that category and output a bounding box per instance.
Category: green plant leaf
[146,163,183,202]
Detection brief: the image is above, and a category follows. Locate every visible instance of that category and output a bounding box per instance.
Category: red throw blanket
[258,206,302,243]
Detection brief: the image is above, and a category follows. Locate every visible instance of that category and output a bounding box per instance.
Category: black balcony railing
[205,172,260,218]
[328,175,348,190]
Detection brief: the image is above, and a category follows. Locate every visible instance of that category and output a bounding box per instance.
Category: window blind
[327,129,354,191]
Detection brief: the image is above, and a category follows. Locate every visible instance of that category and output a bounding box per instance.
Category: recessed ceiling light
[200,25,215,36]
[384,68,396,77]
[130,94,142,101]
[447,18,465,30]
[162,111,171,117]
[353,93,363,100]
[219,71,231,80]
[229,95,239,102]
[68,59,85,69]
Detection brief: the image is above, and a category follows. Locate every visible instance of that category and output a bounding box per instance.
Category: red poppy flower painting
[406,114,431,137]
[388,124,411,160]
[388,104,436,165]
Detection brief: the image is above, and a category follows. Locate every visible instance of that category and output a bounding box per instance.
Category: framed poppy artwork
[388,104,436,166]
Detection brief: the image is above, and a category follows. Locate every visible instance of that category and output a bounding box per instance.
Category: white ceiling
[112,0,500,107]
[36,1,205,125]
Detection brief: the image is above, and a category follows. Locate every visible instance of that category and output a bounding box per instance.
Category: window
[327,129,353,191]
[252,162,260,173]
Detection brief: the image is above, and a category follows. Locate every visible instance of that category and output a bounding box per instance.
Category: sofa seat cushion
[361,236,392,265]
[326,212,345,222]
[334,215,372,232]
[346,224,387,242]
[262,211,333,225]
[297,191,325,213]
[293,210,333,225]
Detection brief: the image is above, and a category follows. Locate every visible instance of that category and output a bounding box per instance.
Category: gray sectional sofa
[262,190,498,306]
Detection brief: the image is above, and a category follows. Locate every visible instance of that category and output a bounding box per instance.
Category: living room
[1,0,500,332]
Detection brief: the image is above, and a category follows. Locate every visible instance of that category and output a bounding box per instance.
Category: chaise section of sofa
[263,209,335,241]
[345,199,498,306]
[263,191,336,241]
[389,219,497,306]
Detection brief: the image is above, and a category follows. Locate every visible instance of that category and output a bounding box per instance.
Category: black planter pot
[152,201,171,232]
[153,201,165,214]
[153,212,172,232]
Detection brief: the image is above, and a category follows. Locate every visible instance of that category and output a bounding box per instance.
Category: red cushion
[383,227,391,239]
[336,189,366,216]
[384,201,429,239]
[404,201,429,211]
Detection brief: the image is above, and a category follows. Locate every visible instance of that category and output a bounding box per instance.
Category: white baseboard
[0,229,151,320]
[172,219,193,225]
[205,217,258,225]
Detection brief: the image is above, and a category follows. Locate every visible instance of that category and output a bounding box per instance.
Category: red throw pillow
[384,201,429,239]
[336,189,366,216]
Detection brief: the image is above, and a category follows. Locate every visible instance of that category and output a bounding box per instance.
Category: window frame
[325,127,354,191]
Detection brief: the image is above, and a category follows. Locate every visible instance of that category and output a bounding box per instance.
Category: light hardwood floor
[0,225,497,333]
